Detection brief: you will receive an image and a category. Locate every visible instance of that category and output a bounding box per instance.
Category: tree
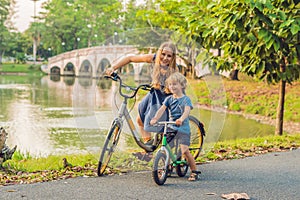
[0,0,14,63]
[5,32,29,63]
[40,0,123,55]
[183,0,300,135]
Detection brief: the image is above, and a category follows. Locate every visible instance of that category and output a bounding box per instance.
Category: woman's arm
[106,54,154,75]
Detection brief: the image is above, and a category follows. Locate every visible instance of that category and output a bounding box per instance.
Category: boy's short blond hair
[165,72,187,94]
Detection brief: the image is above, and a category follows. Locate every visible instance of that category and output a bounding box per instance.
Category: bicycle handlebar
[155,121,177,126]
[104,72,151,99]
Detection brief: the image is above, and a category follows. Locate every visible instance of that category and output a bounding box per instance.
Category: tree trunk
[0,50,4,64]
[229,69,239,80]
[275,77,286,135]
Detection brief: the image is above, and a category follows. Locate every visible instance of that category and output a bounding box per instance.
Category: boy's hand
[175,118,183,126]
[150,118,157,125]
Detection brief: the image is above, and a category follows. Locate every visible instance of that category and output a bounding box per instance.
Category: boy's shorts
[176,132,190,146]
[167,131,190,147]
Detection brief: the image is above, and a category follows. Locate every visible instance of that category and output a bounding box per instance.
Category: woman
[106,42,178,145]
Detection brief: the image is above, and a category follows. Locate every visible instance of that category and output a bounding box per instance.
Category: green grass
[0,63,45,76]
[1,131,299,185]
[189,75,300,123]
[197,134,300,163]
[2,133,299,173]
[5,153,97,172]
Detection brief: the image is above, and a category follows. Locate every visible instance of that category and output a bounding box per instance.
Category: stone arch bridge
[42,45,147,78]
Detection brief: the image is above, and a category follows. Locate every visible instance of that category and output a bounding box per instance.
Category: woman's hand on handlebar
[105,67,115,75]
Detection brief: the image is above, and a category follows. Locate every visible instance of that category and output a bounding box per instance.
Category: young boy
[150,72,200,181]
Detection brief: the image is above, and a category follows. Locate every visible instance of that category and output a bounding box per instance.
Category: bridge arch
[50,66,60,75]
[79,60,93,77]
[64,62,75,76]
[97,58,110,76]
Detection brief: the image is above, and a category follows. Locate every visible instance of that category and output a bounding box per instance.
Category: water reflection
[0,75,274,157]
[63,76,75,86]
[50,74,60,82]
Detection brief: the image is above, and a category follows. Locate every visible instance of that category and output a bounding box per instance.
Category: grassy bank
[1,134,300,185]
[189,74,300,123]
[0,63,45,76]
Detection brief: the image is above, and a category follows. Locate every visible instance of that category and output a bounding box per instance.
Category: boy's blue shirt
[163,95,193,134]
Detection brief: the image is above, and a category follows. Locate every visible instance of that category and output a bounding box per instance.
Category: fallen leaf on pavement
[205,192,217,196]
[221,192,250,200]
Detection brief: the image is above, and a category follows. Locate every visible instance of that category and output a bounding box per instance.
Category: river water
[0,75,274,157]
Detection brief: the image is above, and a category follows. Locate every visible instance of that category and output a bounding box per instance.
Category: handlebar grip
[111,72,118,78]
[143,85,151,91]
[104,72,119,81]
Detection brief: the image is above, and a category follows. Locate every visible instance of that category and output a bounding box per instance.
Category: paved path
[1,149,299,200]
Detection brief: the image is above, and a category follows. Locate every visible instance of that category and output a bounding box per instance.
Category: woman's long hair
[152,42,178,90]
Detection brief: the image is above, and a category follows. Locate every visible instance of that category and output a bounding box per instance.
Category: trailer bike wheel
[189,116,205,159]
[152,150,168,185]
[97,122,121,176]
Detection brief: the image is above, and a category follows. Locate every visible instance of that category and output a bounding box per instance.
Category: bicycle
[152,121,198,185]
[97,73,205,176]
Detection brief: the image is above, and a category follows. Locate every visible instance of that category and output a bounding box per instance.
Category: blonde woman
[106,42,178,145]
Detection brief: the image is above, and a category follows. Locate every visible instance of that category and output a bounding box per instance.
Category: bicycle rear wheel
[97,121,121,176]
[189,115,205,159]
[152,150,168,185]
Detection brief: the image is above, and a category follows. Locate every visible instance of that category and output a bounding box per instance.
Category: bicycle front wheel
[97,121,121,176]
[152,150,168,185]
[189,115,205,160]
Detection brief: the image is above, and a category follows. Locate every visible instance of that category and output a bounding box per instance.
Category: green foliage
[12,150,32,161]
[230,102,241,111]
[189,77,300,123]
[40,0,124,55]
[182,0,300,84]
[0,0,13,62]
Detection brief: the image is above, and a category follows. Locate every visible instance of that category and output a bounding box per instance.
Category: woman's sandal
[188,171,201,181]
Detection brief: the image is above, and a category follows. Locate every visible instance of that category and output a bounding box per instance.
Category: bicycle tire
[97,121,121,176]
[175,157,189,177]
[189,115,205,160]
[152,150,168,185]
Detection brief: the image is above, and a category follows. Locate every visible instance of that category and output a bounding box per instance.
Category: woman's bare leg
[137,115,151,143]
